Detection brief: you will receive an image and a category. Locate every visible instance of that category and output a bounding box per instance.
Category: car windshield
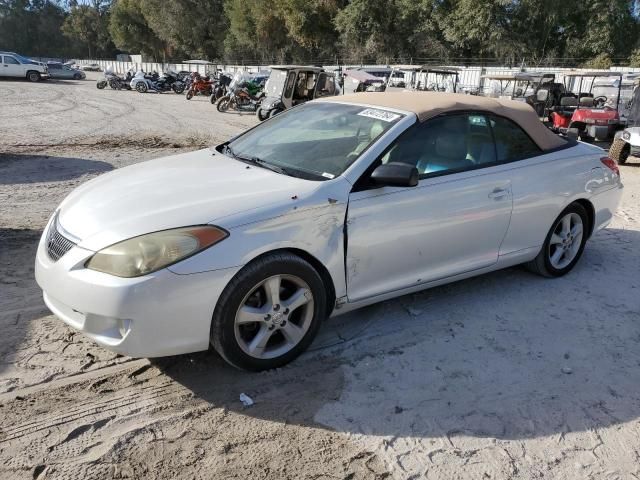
[226,102,404,180]
[265,69,287,96]
[14,53,35,64]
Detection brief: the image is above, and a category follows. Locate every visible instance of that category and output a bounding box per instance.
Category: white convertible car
[36,93,623,370]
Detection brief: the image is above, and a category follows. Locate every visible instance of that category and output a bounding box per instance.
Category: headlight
[86,226,228,277]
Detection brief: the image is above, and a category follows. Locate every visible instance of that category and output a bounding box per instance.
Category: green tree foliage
[140,0,227,60]
[2,0,640,65]
[109,0,165,59]
[62,3,113,58]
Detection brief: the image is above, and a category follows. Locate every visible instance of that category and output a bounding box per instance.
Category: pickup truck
[0,52,49,81]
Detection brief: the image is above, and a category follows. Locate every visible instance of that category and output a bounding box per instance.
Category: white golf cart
[610,76,640,164]
[385,65,459,92]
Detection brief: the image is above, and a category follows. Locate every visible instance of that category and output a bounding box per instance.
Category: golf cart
[609,76,640,164]
[550,71,624,141]
[481,72,562,117]
[256,66,338,121]
[385,65,459,92]
[343,69,386,93]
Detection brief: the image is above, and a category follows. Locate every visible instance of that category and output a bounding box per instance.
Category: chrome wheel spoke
[281,322,304,345]
[264,276,281,307]
[550,233,564,246]
[282,287,311,313]
[551,247,565,265]
[561,215,572,236]
[571,224,583,238]
[236,305,267,325]
[247,325,273,356]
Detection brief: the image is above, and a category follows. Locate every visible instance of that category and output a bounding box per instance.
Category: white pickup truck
[0,52,49,81]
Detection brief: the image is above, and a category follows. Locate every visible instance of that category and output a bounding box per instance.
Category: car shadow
[158,226,640,441]
[0,153,113,184]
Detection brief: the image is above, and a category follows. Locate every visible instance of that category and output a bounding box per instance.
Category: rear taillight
[601,156,620,176]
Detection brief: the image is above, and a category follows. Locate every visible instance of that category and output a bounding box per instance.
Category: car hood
[58,149,321,251]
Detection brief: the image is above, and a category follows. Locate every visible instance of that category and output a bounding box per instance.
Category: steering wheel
[593,96,608,108]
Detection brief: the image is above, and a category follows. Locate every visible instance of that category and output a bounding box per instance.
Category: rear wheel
[186,90,194,100]
[609,137,631,164]
[96,80,107,89]
[269,108,283,118]
[526,203,589,278]
[210,253,326,371]
[73,73,82,80]
[172,82,185,94]
[27,71,40,82]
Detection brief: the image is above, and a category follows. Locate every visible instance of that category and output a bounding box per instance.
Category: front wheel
[609,137,631,164]
[210,253,326,371]
[96,80,107,89]
[172,82,185,94]
[256,108,269,121]
[526,203,589,278]
[186,90,194,100]
[135,82,147,93]
[27,71,40,82]
[217,96,231,112]
[269,108,283,118]
[73,73,82,80]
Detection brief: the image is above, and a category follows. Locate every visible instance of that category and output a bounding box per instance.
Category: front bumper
[35,219,241,358]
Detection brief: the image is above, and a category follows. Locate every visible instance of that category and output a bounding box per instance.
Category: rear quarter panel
[499,142,614,257]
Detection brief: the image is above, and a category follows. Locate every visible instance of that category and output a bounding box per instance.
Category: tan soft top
[318,92,566,150]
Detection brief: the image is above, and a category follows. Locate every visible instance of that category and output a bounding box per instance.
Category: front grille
[46,215,76,262]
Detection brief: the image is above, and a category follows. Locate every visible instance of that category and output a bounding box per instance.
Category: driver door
[345,113,513,302]
[1,55,24,77]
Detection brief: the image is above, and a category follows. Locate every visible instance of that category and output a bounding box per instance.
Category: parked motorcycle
[130,69,185,94]
[216,71,265,112]
[210,72,233,104]
[185,72,214,100]
[108,68,135,90]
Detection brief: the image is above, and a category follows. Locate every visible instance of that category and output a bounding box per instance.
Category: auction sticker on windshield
[357,108,401,122]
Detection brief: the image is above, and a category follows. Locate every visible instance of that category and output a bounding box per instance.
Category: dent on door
[345,174,513,302]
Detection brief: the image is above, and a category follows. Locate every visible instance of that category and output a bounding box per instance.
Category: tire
[210,252,327,371]
[269,108,283,118]
[525,203,589,278]
[96,81,107,89]
[256,108,269,121]
[27,71,40,82]
[135,82,147,93]
[172,82,185,94]
[109,79,119,90]
[186,90,194,100]
[217,96,231,112]
[609,137,631,165]
[73,73,82,80]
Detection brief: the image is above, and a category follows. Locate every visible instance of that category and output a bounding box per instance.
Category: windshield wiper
[223,144,292,176]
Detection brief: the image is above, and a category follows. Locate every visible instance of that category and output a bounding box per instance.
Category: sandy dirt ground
[1,73,639,480]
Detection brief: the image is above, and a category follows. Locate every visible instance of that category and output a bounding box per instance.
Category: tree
[62,4,113,58]
[139,0,227,60]
[109,0,165,59]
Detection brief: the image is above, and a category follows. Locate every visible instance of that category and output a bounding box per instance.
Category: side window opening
[489,115,541,162]
[379,113,497,178]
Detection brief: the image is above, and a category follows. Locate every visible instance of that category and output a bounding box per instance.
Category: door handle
[488,187,509,199]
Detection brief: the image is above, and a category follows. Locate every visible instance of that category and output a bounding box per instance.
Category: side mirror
[371,162,419,187]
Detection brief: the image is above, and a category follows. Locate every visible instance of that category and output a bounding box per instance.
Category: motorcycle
[185,72,214,100]
[130,69,185,94]
[108,68,135,90]
[216,71,265,112]
[210,72,232,104]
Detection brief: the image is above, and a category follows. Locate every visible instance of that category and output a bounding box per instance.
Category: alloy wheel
[234,274,314,360]
[548,212,584,269]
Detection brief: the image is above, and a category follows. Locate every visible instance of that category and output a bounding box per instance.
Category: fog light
[118,318,132,338]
